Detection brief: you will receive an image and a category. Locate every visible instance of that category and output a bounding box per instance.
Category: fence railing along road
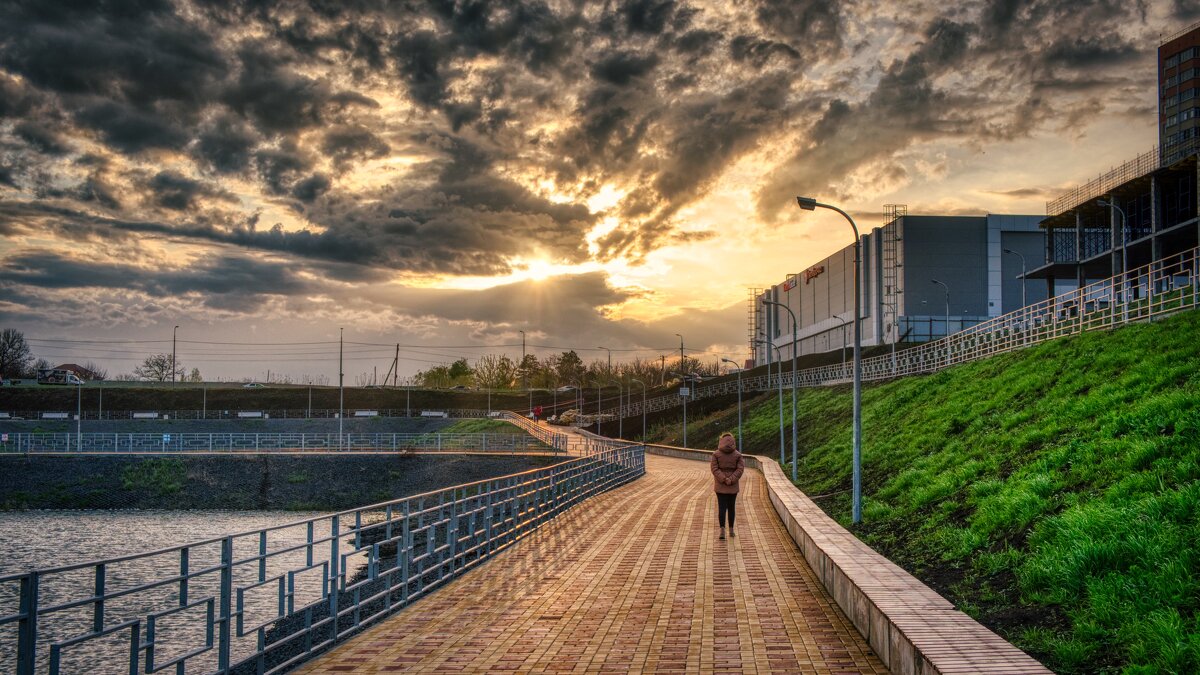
[605,245,1200,421]
[0,432,548,455]
[0,417,645,674]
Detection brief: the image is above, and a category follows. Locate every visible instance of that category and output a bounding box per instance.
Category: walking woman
[711,432,745,540]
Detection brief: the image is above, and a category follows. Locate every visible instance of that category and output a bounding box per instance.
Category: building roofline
[1161,20,1200,47]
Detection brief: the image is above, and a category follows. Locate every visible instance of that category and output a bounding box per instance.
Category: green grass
[120,458,187,496]
[438,418,522,434]
[650,310,1200,673]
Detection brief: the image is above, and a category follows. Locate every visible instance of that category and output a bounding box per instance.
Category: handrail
[601,245,1200,419]
[0,423,646,674]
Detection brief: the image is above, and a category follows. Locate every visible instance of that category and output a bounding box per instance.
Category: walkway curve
[297,453,885,673]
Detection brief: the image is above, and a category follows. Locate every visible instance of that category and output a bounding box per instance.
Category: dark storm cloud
[291,174,331,203]
[255,144,314,196]
[75,101,189,153]
[195,114,259,174]
[14,122,69,155]
[0,0,227,106]
[321,125,389,167]
[755,1,1154,219]
[591,52,660,86]
[147,171,233,211]
[0,249,314,312]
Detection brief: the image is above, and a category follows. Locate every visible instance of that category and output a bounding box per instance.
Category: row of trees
[412,351,720,390]
[0,329,202,382]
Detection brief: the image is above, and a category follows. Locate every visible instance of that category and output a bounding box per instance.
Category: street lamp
[172,325,179,385]
[796,195,863,524]
[630,378,647,441]
[832,315,851,370]
[674,333,684,372]
[609,380,623,439]
[762,300,798,481]
[931,278,950,367]
[669,370,697,448]
[752,339,786,465]
[1002,248,1028,310]
[596,346,612,376]
[1097,199,1130,322]
[720,358,743,451]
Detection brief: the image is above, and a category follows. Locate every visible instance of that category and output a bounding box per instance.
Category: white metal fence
[0,432,551,454]
[605,245,1200,419]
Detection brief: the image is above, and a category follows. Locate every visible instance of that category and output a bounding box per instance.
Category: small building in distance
[751,210,1046,364]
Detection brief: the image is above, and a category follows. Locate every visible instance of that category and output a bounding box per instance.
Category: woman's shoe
[719,527,726,540]
[729,528,736,538]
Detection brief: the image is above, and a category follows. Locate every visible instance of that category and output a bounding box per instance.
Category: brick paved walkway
[298,454,886,673]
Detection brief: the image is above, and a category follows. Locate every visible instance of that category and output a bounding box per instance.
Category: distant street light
[669,370,698,447]
[609,379,623,439]
[1003,248,1028,310]
[674,333,684,372]
[172,325,179,386]
[630,378,647,442]
[752,339,785,464]
[1097,198,1130,322]
[762,300,798,481]
[931,278,951,367]
[720,358,743,451]
[796,195,863,524]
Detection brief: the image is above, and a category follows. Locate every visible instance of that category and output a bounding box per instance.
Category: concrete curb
[644,444,1050,675]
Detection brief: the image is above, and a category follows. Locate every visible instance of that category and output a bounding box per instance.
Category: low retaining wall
[645,444,1049,675]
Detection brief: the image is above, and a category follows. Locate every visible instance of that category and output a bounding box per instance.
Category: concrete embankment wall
[0,454,563,511]
[644,444,1049,675]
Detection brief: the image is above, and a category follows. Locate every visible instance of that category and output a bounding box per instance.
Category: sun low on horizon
[0,0,1183,378]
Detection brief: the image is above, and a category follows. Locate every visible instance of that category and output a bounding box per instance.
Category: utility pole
[394,344,400,387]
[172,325,179,385]
[659,355,666,385]
[675,333,684,372]
[338,328,344,450]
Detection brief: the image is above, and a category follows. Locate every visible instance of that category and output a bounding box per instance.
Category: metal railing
[0,409,494,421]
[0,426,645,674]
[0,432,550,455]
[1045,136,1200,216]
[604,246,1200,419]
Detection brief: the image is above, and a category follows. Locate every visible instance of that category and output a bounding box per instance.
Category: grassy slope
[648,310,1200,674]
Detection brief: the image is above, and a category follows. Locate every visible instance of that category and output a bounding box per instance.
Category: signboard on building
[804,265,825,284]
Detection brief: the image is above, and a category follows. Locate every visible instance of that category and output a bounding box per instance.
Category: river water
[0,509,367,674]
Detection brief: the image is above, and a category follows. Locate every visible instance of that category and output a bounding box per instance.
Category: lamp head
[1003,248,1014,254]
[796,196,817,211]
[1096,199,1110,207]
[931,279,941,285]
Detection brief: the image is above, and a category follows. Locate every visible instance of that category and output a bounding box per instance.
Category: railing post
[329,515,341,642]
[16,572,38,675]
[218,536,233,672]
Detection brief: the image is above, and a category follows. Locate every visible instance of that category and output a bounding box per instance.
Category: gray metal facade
[753,214,1044,363]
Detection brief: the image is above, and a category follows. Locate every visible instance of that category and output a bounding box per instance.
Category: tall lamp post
[931,278,950,367]
[669,371,696,448]
[1002,248,1028,310]
[674,334,684,372]
[720,358,743,451]
[796,196,863,524]
[832,315,851,370]
[338,327,344,450]
[171,325,179,385]
[753,339,786,465]
[1097,199,1130,322]
[762,300,798,480]
[630,378,646,441]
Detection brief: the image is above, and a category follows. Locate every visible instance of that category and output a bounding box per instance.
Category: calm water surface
[0,509,358,674]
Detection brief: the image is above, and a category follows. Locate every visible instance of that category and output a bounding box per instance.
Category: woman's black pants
[717,493,738,528]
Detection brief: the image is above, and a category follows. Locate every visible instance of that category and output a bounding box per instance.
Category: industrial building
[750,209,1046,364]
[1029,22,1200,293]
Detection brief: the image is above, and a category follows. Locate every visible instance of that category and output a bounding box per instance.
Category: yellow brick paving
[298,454,887,674]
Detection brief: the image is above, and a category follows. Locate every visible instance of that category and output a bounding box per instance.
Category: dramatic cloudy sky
[0,0,1196,379]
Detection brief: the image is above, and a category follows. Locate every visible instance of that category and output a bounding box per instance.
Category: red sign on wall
[804,265,825,284]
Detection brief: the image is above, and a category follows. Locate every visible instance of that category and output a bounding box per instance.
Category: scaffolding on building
[882,203,906,343]
[746,287,762,365]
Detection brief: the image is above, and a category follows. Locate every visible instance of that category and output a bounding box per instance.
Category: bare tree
[81,360,108,381]
[134,353,185,382]
[0,329,33,378]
